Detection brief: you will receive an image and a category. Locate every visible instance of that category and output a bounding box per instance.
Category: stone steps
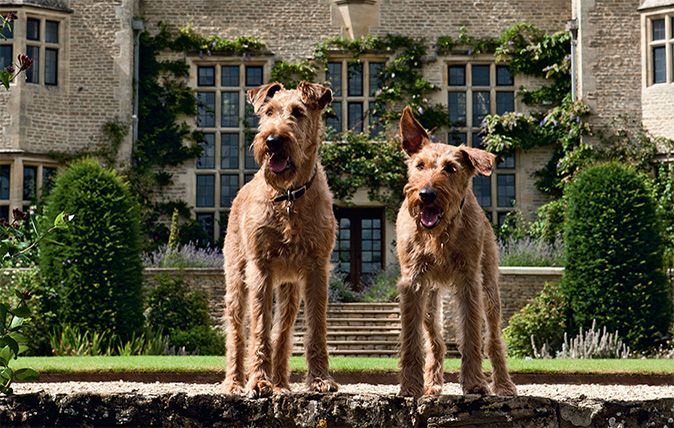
[292,302,459,357]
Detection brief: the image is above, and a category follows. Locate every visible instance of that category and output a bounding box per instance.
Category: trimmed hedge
[39,159,144,343]
[561,162,672,351]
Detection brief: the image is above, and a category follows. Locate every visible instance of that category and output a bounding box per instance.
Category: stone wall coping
[143,267,223,274]
[498,266,564,275]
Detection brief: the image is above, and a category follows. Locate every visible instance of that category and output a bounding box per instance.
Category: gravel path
[13,381,674,402]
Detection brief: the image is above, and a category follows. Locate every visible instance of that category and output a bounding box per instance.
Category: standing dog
[396,106,517,397]
[222,81,338,397]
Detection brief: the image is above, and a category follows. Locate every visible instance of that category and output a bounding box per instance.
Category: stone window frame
[0,8,66,87]
[644,12,674,86]
[323,55,386,137]
[0,159,57,221]
[21,163,56,208]
[191,59,271,242]
[442,59,518,226]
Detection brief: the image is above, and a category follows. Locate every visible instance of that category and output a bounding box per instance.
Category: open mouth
[269,153,292,174]
[419,206,443,229]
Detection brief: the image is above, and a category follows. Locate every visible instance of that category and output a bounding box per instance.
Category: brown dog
[222,81,338,397]
[396,106,517,397]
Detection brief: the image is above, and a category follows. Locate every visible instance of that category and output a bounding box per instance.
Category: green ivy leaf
[14,368,38,381]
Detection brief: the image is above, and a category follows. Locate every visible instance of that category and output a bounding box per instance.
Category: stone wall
[144,266,563,333]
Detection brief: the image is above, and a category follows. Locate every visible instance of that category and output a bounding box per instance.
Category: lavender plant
[498,236,564,267]
[556,320,631,359]
[142,242,224,268]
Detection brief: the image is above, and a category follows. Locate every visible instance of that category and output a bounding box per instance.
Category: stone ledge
[1,392,673,427]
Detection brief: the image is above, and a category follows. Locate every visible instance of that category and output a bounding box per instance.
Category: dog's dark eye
[291,107,304,118]
[444,164,457,174]
[265,109,274,117]
[416,162,425,170]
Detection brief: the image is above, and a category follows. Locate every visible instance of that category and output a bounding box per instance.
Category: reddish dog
[396,106,517,397]
[222,81,338,397]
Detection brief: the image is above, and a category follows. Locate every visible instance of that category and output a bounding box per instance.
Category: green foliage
[504,282,567,358]
[529,198,567,244]
[320,133,407,219]
[314,35,449,131]
[270,60,316,89]
[327,272,360,303]
[0,291,39,394]
[173,25,267,55]
[561,163,672,351]
[145,274,225,355]
[436,26,500,56]
[39,159,144,343]
[360,267,399,303]
[652,163,674,270]
[49,324,169,356]
[167,209,180,252]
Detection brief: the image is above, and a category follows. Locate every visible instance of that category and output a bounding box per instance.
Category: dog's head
[247,81,332,189]
[399,106,495,231]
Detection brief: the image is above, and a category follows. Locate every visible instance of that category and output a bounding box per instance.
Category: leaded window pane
[197,66,215,86]
[448,92,466,126]
[653,46,666,84]
[26,18,40,41]
[496,91,514,115]
[221,91,240,128]
[497,174,516,207]
[368,62,384,96]
[244,132,257,169]
[653,19,666,41]
[220,174,239,207]
[245,65,263,87]
[448,65,466,86]
[196,213,214,241]
[1,20,12,39]
[497,153,516,169]
[45,48,57,85]
[327,62,342,96]
[347,102,363,132]
[496,65,513,86]
[25,46,39,84]
[472,64,490,86]
[196,175,215,207]
[448,132,466,146]
[45,20,58,43]
[347,62,363,96]
[23,166,37,201]
[197,133,215,169]
[326,101,342,132]
[221,65,239,86]
[473,176,491,208]
[197,92,215,127]
[472,91,490,126]
[221,133,239,169]
[0,45,12,69]
[0,165,9,200]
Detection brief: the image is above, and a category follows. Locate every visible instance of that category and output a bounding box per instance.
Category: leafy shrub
[498,237,563,267]
[142,242,223,268]
[145,274,224,355]
[0,292,39,394]
[503,282,567,358]
[49,324,170,356]
[561,162,672,351]
[39,159,144,342]
[328,272,360,303]
[360,267,400,303]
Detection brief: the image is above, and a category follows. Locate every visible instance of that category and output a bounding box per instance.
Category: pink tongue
[420,207,441,228]
[269,155,289,173]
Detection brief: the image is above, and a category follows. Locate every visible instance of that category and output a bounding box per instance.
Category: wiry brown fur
[396,106,517,398]
[222,81,338,398]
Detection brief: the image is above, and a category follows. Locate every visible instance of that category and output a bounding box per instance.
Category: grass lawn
[10,356,674,375]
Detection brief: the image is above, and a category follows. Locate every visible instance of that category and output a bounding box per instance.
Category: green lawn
[10,356,674,375]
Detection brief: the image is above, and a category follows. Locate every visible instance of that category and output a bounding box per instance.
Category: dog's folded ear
[459,146,496,176]
[247,82,284,113]
[399,106,429,156]
[297,81,333,110]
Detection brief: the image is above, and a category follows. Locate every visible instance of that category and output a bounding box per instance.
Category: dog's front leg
[398,277,427,397]
[303,266,339,392]
[455,271,490,395]
[245,264,274,398]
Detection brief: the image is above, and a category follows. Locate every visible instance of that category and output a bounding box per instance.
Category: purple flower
[5,64,14,74]
[4,12,17,22]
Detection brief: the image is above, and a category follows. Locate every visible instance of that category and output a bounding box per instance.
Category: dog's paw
[307,377,339,393]
[222,380,244,395]
[398,384,423,398]
[246,377,273,398]
[423,384,443,396]
[462,381,491,396]
[491,379,518,396]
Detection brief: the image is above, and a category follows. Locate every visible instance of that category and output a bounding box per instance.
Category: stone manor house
[0,0,673,285]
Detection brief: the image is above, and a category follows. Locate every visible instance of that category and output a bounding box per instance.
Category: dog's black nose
[419,187,437,204]
[266,135,284,152]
